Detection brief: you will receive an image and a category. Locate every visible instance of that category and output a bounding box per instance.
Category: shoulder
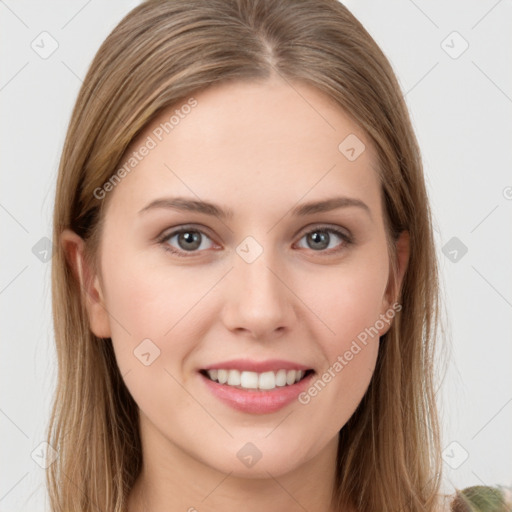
[447,485,512,512]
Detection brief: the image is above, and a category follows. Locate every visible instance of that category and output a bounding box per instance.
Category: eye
[157,224,353,258]
[295,226,352,254]
[158,227,216,257]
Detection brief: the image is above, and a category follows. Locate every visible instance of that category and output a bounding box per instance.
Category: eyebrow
[138,195,372,220]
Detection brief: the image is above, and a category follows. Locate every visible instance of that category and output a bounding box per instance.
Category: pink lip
[201,358,312,373]
[199,370,315,414]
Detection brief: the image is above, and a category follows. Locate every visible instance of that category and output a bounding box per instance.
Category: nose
[220,247,297,340]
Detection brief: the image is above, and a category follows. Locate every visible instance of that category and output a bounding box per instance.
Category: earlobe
[60,229,112,339]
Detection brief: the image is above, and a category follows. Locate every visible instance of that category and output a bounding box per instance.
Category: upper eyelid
[158,224,216,243]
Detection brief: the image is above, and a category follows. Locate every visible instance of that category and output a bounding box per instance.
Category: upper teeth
[206,369,306,390]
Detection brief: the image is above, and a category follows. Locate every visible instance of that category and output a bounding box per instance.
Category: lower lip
[199,371,315,414]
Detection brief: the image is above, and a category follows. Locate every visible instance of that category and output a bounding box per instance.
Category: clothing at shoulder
[449,485,512,512]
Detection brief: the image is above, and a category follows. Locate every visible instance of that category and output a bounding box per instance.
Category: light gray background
[1,1,511,510]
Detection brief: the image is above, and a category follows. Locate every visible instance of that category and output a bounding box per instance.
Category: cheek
[297,263,386,428]
[300,250,388,404]
[101,240,205,333]
[98,246,180,367]
[311,254,389,343]
[99,249,201,418]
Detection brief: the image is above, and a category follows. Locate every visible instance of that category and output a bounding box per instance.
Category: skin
[62,76,409,512]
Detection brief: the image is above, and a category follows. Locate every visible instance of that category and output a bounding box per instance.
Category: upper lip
[201,359,313,373]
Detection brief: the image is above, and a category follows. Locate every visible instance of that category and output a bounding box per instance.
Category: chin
[197,436,317,479]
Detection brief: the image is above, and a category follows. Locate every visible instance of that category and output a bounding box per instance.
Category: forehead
[106,77,382,220]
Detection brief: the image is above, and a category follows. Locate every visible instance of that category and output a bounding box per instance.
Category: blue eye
[158,225,352,258]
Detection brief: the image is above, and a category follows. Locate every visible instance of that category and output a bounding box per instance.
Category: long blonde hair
[49,0,446,510]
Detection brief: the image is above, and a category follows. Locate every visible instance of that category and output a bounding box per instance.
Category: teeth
[227,369,241,386]
[205,369,308,390]
[286,370,296,385]
[258,371,275,390]
[275,369,287,387]
[240,371,258,389]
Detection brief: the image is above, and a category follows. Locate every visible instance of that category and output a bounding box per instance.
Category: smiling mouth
[199,368,315,391]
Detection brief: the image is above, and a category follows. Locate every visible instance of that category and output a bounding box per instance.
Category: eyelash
[156,224,353,259]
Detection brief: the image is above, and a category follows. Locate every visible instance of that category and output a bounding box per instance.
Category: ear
[60,229,112,339]
[379,230,410,335]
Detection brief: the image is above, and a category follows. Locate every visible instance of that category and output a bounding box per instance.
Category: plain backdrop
[1,1,511,510]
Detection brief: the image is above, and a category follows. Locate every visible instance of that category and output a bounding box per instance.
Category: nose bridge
[236,237,285,307]
[221,235,294,337]
[239,249,281,302]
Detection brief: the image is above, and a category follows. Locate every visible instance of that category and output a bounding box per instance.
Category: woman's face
[75,77,407,478]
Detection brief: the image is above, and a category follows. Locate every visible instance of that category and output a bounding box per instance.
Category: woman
[47,0,507,510]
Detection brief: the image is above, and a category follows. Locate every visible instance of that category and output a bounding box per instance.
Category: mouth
[199,368,315,391]
[198,360,317,414]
